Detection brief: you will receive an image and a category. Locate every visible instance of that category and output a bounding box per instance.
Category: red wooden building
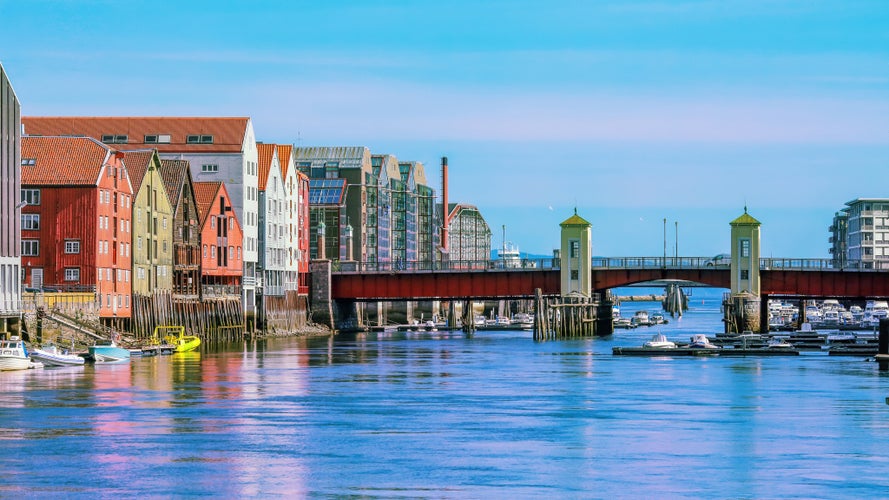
[296,171,310,295]
[194,181,243,294]
[21,136,134,326]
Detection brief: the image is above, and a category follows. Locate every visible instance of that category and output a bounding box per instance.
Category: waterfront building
[559,211,592,296]
[829,210,848,268]
[194,181,243,295]
[21,117,260,323]
[294,147,373,261]
[120,150,174,297]
[0,63,22,336]
[278,145,310,295]
[835,198,889,270]
[158,159,202,297]
[446,203,492,267]
[295,170,310,294]
[21,136,133,328]
[368,155,399,265]
[392,161,420,263]
[257,143,287,303]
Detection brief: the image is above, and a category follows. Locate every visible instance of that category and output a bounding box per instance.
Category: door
[31,268,43,289]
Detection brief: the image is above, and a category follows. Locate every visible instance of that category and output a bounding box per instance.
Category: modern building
[836,198,889,270]
[21,136,134,328]
[158,159,202,297]
[194,181,243,295]
[20,117,260,320]
[120,150,174,297]
[0,63,22,336]
[294,146,372,262]
[368,154,399,265]
[446,203,492,267]
[829,210,849,268]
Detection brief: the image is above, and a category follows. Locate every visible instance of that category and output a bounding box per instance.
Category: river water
[3,288,889,498]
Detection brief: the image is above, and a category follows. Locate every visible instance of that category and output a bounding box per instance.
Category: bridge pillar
[309,260,335,330]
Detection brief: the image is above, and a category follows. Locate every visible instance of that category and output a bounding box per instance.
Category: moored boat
[689,334,720,349]
[643,333,676,348]
[0,337,37,371]
[158,325,201,353]
[30,344,85,367]
[89,340,131,363]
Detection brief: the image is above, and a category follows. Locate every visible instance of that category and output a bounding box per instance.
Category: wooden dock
[612,347,800,357]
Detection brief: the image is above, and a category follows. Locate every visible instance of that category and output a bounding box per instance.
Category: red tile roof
[120,149,155,193]
[256,143,276,191]
[277,144,293,179]
[22,117,251,153]
[21,136,112,185]
[193,181,223,226]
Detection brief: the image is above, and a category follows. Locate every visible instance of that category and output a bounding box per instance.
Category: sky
[2,0,888,258]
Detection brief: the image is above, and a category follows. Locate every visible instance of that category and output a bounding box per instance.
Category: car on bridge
[705,253,731,267]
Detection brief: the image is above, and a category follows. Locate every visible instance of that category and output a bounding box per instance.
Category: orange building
[194,181,243,293]
[21,136,133,326]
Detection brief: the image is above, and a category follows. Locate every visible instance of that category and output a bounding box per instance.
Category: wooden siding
[200,183,243,284]
[131,154,174,295]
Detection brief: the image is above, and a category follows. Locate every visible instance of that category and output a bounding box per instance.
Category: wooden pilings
[533,288,601,340]
[132,291,245,342]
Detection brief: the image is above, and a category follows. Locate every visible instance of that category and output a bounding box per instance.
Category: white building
[0,63,22,336]
[21,117,261,318]
[257,143,287,297]
[277,144,301,292]
[840,198,889,269]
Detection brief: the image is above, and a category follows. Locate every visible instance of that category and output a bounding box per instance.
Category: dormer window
[101,135,128,144]
[145,134,171,144]
[21,158,36,166]
[187,135,214,144]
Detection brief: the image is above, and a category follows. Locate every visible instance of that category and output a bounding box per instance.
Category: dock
[612,347,800,357]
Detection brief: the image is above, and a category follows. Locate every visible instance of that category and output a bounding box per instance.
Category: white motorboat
[423,320,437,332]
[631,311,650,327]
[689,334,720,349]
[30,344,85,367]
[0,337,38,371]
[643,333,676,349]
[825,331,856,344]
[766,338,794,349]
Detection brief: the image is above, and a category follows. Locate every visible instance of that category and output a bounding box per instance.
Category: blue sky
[2,0,888,258]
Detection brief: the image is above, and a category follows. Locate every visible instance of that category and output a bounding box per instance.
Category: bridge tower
[560,210,592,297]
[726,207,762,333]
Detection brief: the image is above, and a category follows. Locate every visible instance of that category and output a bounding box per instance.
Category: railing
[330,257,889,273]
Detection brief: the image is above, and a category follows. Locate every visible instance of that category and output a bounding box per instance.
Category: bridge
[330,257,889,301]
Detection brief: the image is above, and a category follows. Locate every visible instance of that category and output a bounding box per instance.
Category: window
[570,240,580,258]
[101,135,128,144]
[188,135,214,144]
[163,217,167,229]
[163,241,168,253]
[22,240,38,256]
[570,270,579,280]
[144,135,158,143]
[201,164,219,173]
[64,240,80,254]
[21,158,36,166]
[144,134,171,144]
[203,245,207,258]
[740,269,749,280]
[741,239,750,258]
[64,268,80,281]
[138,237,143,250]
[21,189,40,205]
[138,268,145,280]
[21,214,39,230]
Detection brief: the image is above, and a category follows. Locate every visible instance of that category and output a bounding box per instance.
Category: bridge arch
[592,269,731,291]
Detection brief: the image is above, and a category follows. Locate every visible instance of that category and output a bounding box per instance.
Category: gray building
[447,203,491,267]
[0,62,22,336]
[836,198,889,269]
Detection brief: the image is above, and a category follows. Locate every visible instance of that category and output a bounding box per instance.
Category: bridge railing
[330,257,888,273]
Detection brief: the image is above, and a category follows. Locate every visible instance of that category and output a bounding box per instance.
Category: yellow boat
[154,325,201,353]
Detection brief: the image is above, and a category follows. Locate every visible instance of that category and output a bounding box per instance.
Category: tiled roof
[193,181,222,226]
[277,144,293,179]
[120,149,155,193]
[158,159,191,208]
[22,116,251,153]
[21,135,112,185]
[257,143,275,191]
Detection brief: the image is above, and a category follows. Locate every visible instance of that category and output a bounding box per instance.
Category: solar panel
[308,178,346,205]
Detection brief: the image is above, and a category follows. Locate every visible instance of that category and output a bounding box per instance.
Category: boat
[511,313,534,330]
[825,331,857,344]
[643,333,676,348]
[158,325,201,353]
[30,344,85,367]
[766,338,794,349]
[423,320,437,332]
[0,337,38,371]
[631,311,650,327]
[689,334,720,349]
[88,340,131,363]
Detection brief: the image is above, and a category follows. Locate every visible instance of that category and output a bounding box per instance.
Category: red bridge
[331,257,889,301]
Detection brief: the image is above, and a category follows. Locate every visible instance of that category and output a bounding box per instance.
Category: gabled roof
[158,159,191,208]
[21,135,112,185]
[120,149,155,193]
[560,211,592,227]
[256,143,276,191]
[194,181,223,227]
[21,116,251,153]
[277,144,293,179]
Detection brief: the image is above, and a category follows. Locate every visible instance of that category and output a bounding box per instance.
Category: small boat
[30,344,85,367]
[0,337,38,371]
[826,331,857,344]
[158,325,201,353]
[689,334,720,349]
[766,338,794,349]
[643,333,676,349]
[631,311,650,327]
[423,320,437,332]
[89,340,131,363]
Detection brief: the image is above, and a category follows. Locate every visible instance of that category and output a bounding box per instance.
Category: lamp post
[663,218,667,267]
[675,221,678,260]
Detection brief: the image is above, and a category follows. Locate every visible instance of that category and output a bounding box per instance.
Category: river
[2,287,889,498]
